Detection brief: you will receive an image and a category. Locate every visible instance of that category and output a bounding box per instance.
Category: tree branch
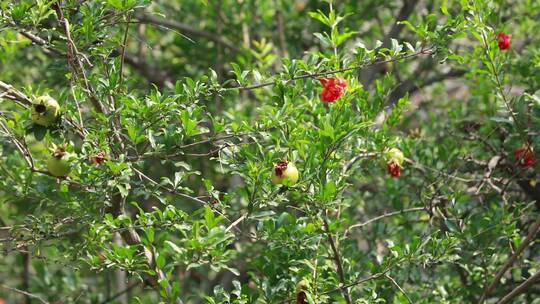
[497,269,540,304]
[0,284,49,304]
[322,216,353,304]
[136,14,241,53]
[344,207,426,236]
[384,274,413,304]
[477,213,540,303]
[362,0,420,86]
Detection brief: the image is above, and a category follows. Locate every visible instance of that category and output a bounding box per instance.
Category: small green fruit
[47,148,71,177]
[31,95,60,126]
[271,161,299,185]
[296,279,309,294]
[384,148,405,166]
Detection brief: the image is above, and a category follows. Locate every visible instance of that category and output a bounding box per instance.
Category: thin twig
[0,284,49,304]
[99,281,141,304]
[344,207,426,236]
[278,270,389,303]
[119,13,132,87]
[384,274,413,304]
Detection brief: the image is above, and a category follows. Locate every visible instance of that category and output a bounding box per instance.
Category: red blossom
[319,77,347,103]
[388,162,401,177]
[514,147,535,168]
[497,32,510,50]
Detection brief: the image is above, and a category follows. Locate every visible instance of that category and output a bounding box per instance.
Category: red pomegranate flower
[514,147,535,168]
[497,32,510,50]
[319,77,347,103]
[387,161,401,177]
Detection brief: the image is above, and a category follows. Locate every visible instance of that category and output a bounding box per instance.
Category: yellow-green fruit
[296,279,309,294]
[271,162,299,185]
[31,95,60,126]
[385,148,405,166]
[47,149,71,177]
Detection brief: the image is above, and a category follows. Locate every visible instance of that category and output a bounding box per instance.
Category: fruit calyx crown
[34,103,47,114]
[274,161,289,176]
[53,148,67,159]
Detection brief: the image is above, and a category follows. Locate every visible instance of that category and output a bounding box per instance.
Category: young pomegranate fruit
[271,161,299,185]
[295,280,309,304]
[31,95,60,126]
[384,148,405,178]
[47,148,71,177]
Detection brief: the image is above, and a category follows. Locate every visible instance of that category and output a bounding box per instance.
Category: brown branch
[497,269,540,304]
[99,281,141,304]
[19,31,63,56]
[122,52,171,87]
[384,274,413,304]
[362,0,420,86]
[136,14,241,53]
[229,47,435,91]
[21,247,31,304]
[274,0,289,58]
[279,269,390,303]
[119,13,132,87]
[0,284,49,304]
[388,68,466,105]
[382,0,420,48]
[322,216,353,304]
[52,2,107,114]
[344,207,426,236]
[477,213,540,303]
[106,194,183,304]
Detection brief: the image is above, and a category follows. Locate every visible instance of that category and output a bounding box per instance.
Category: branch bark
[136,14,241,53]
[362,0,420,86]
[322,216,353,304]
[477,213,540,303]
[497,269,540,304]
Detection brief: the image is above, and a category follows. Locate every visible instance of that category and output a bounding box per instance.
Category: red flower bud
[388,161,401,177]
[497,32,510,50]
[319,77,347,103]
[514,147,535,168]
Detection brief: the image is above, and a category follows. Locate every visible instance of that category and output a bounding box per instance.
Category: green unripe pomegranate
[296,279,309,304]
[46,148,71,177]
[384,147,405,166]
[296,279,309,294]
[271,161,299,185]
[31,95,60,126]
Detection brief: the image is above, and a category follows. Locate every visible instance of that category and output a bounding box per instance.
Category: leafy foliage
[0,0,539,303]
